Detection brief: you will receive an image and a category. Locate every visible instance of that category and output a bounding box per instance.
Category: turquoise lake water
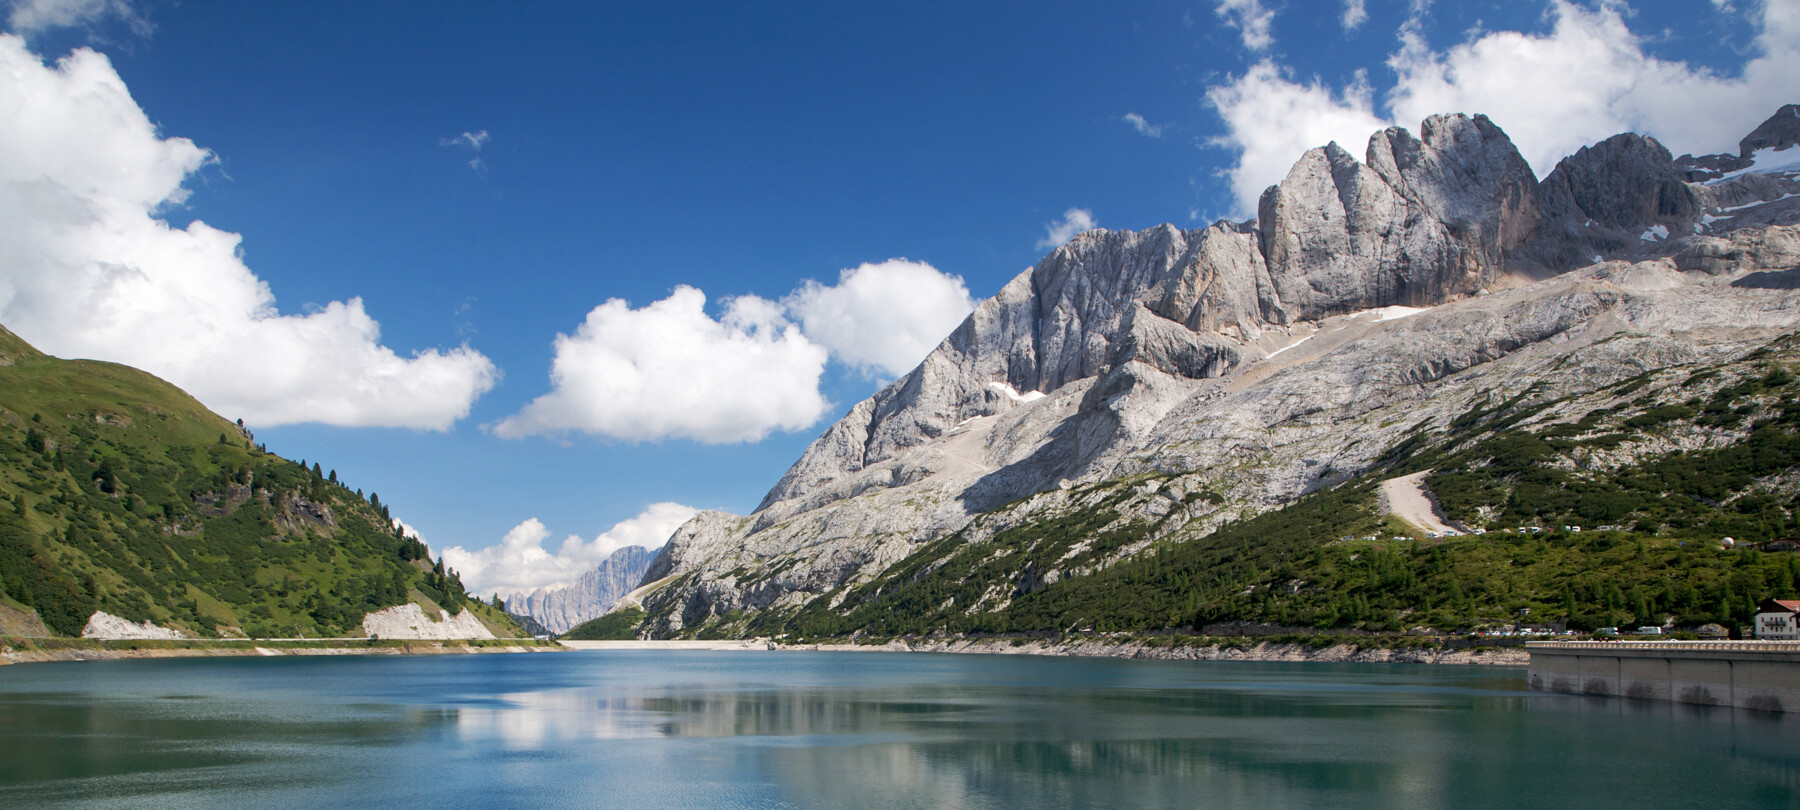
[1,650,1796,808]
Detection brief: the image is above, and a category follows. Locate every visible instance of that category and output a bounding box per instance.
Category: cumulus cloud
[492,286,830,443]
[1121,112,1165,138]
[1213,0,1276,51]
[498,257,984,442]
[1206,0,1800,212]
[785,260,975,378]
[0,36,497,428]
[1037,207,1098,250]
[440,129,489,171]
[1206,62,1388,212]
[1341,0,1369,31]
[7,0,149,37]
[1384,2,1800,172]
[442,503,698,597]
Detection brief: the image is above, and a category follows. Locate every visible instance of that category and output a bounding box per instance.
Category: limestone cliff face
[755,221,1278,516]
[1259,114,1538,318]
[503,544,657,634]
[637,108,1800,637]
[1530,133,1705,270]
[759,114,1555,519]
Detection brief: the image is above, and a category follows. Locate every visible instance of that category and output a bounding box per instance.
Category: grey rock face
[638,109,1800,638]
[757,222,1280,513]
[1740,104,1800,156]
[1676,105,1800,181]
[1530,133,1702,270]
[1258,113,1540,318]
[1257,142,1473,317]
[1674,227,1800,277]
[503,544,658,634]
[1674,152,1752,183]
[1368,114,1543,270]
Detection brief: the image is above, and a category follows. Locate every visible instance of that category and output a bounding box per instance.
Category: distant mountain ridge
[503,544,657,634]
[630,105,1800,639]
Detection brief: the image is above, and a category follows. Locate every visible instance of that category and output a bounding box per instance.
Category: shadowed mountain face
[504,545,658,634]
[635,107,1800,638]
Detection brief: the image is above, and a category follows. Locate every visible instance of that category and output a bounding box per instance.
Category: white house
[1753,599,1800,640]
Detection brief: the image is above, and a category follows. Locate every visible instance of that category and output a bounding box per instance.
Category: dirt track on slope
[1379,471,1456,534]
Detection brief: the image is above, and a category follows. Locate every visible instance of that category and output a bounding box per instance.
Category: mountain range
[625,104,1800,640]
[502,544,657,634]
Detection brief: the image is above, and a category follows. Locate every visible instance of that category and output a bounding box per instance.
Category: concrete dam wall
[1526,641,1800,712]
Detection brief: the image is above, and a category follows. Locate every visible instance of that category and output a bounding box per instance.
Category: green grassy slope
[562,608,647,640]
[0,325,521,638]
[703,332,1800,642]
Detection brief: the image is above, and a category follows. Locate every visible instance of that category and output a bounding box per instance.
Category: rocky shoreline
[0,637,561,666]
[792,637,1530,666]
[2,634,1529,667]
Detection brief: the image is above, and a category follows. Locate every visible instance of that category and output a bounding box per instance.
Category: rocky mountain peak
[1540,133,1700,231]
[1257,113,1538,319]
[762,112,1667,517]
[502,544,658,634]
[634,106,1800,639]
[1740,103,1800,157]
[1676,105,1800,182]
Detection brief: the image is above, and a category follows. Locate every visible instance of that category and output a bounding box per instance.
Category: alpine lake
[2,649,1797,808]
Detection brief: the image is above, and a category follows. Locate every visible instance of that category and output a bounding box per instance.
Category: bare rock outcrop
[275,493,338,535]
[1260,113,1538,317]
[1529,132,1703,270]
[82,611,188,640]
[360,604,495,640]
[1740,103,1800,156]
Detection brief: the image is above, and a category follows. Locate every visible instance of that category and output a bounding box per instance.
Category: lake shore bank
[3,635,1529,667]
[794,637,1530,665]
[563,636,1529,666]
[0,636,562,665]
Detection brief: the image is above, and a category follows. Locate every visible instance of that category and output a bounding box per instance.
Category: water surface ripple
[1,651,1795,808]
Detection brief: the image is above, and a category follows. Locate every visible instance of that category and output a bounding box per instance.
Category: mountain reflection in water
[1,651,1796,809]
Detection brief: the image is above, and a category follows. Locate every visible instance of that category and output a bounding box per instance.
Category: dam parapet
[1526,640,1800,712]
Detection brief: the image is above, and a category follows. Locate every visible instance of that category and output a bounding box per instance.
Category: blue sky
[2,0,1793,597]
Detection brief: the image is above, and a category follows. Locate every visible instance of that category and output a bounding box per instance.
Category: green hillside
[0,325,520,639]
[678,332,1800,642]
[562,608,647,640]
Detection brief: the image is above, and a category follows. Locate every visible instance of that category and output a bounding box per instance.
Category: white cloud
[442,503,698,597]
[1341,0,1369,31]
[499,260,983,439]
[786,260,976,378]
[0,36,498,429]
[492,285,830,443]
[1384,1,1800,174]
[1213,0,1277,51]
[1206,62,1388,213]
[440,129,489,171]
[7,0,149,37]
[442,130,489,149]
[1037,207,1099,250]
[1122,112,1165,138]
[1205,1,1800,213]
